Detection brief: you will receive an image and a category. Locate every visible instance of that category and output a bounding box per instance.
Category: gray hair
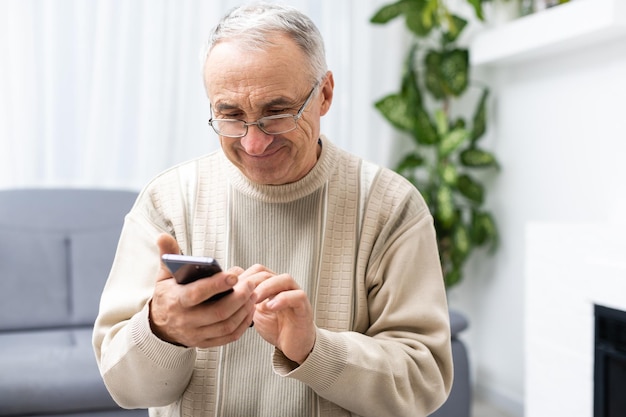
[204,2,327,83]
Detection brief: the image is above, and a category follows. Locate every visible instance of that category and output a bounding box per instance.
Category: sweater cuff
[130,303,196,370]
[272,328,348,392]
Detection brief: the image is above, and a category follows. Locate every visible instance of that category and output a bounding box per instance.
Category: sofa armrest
[450,309,469,338]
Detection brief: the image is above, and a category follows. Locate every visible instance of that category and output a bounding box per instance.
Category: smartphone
[161,254,233,302]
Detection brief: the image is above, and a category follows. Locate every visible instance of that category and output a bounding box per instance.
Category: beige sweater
[93,137,452,417]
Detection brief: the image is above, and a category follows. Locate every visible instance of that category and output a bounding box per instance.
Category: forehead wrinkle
[205,37,314,114]
[213,93,299,113]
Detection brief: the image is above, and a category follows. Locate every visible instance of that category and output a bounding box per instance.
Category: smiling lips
[239,136,287,159]
[248,147,282,159]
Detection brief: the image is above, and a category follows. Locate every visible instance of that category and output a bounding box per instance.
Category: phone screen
[162,254,232,302]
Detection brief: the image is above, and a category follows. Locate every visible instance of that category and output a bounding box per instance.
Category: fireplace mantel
[470,0,626,67]
[525,223,626,417]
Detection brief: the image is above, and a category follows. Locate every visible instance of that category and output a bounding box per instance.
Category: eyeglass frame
[208,81,320,138]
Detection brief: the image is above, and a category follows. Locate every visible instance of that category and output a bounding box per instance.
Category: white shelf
[470,0,626,67]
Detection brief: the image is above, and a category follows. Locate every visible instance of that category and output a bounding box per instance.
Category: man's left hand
[251,272,316,365]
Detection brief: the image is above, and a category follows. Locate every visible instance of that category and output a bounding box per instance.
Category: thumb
[156,233,181,281]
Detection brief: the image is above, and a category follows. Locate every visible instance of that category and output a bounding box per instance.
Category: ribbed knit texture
[217,186,325,416]
[177,139,387,416]
[179,140,339,417]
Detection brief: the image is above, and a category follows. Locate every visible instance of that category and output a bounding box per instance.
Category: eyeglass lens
[209,80,320,138]
[213,115,296,137]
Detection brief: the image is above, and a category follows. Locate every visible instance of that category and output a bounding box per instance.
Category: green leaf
[405,6,434,37]
[375,47,438,146]
[424,51,445,100]
[374,94,414,133]
[471,210,498,250]
[439,127,469,157]
[438,163,458,186]
[452,117,465,130]
[471,88,489,142]
[413,107,439,145]
[457,174,484,204]
[396,152,425,173]
[440,49,469,97]
[425,49,469,98]
[451,224,471,265]
[370,0,415,24]
[466,0,485,21]
[394,0,440,38]
[460,148,498,168]
[434,109,448,136]
[435,185,456,230]
[421,0,440,30]
[443,14,468,43]
[401,45,422,107]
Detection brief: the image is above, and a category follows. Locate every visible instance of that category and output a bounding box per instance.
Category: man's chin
[238,154,295,185]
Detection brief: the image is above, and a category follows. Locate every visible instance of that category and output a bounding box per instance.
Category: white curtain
[0,0,406,191]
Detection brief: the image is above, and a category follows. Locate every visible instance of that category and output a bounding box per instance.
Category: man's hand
[149,233,256,348]
[250,270,316,365]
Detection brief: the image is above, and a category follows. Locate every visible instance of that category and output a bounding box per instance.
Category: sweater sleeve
[92,198,196,409]
[273,193,453,417]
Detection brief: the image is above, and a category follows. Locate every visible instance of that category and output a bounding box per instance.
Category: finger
[262,289,311,317]
[245,270,276,289]
[254,273,300,302]
[193,299,256,348]
[236,264,276,289]
[156,233,181,281]
[158,233,180,255]
[178,271,241,308]
[238,264,274,279]
[227,266,245,275]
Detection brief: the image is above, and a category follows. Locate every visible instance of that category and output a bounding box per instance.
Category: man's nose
[240,124,272,155]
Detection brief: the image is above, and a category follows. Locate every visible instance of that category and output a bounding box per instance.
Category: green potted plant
[371,0,499,288]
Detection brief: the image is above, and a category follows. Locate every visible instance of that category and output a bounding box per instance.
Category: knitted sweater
[93,137,452,417]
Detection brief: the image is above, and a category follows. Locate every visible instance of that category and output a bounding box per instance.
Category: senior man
[93,3,452,417]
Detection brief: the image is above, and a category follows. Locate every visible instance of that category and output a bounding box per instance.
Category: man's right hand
[148,233,256,348]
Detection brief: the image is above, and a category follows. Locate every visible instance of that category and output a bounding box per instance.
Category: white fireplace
[525,223,626,417]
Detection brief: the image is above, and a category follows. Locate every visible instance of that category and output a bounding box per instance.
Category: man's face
[203,34,333,185]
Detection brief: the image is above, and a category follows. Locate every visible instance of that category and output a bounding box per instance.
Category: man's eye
[221,113,243,119]
[268,108,289,115]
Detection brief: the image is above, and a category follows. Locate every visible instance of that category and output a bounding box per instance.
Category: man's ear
[319,71,334,116]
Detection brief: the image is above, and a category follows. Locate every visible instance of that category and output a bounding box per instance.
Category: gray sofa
[0,187,470,417]
[0,188,146,417]
[431,310,471,417]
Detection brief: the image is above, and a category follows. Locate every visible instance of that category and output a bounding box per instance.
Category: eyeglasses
[208,81,319,138]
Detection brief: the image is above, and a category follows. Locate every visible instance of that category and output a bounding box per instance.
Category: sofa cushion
[0,189,137,331]
[0,328,119,415]
[70,228,126,325]
[0,229,70,330]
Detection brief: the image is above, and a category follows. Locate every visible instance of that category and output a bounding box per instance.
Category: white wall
[447,4,626,415]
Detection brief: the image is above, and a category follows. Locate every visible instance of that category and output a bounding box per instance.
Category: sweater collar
[221,135,336,203]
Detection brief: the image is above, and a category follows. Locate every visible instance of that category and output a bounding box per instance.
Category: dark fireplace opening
[594,304,626,417]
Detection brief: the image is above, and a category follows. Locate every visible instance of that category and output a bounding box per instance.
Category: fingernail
[227,275,238,286]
